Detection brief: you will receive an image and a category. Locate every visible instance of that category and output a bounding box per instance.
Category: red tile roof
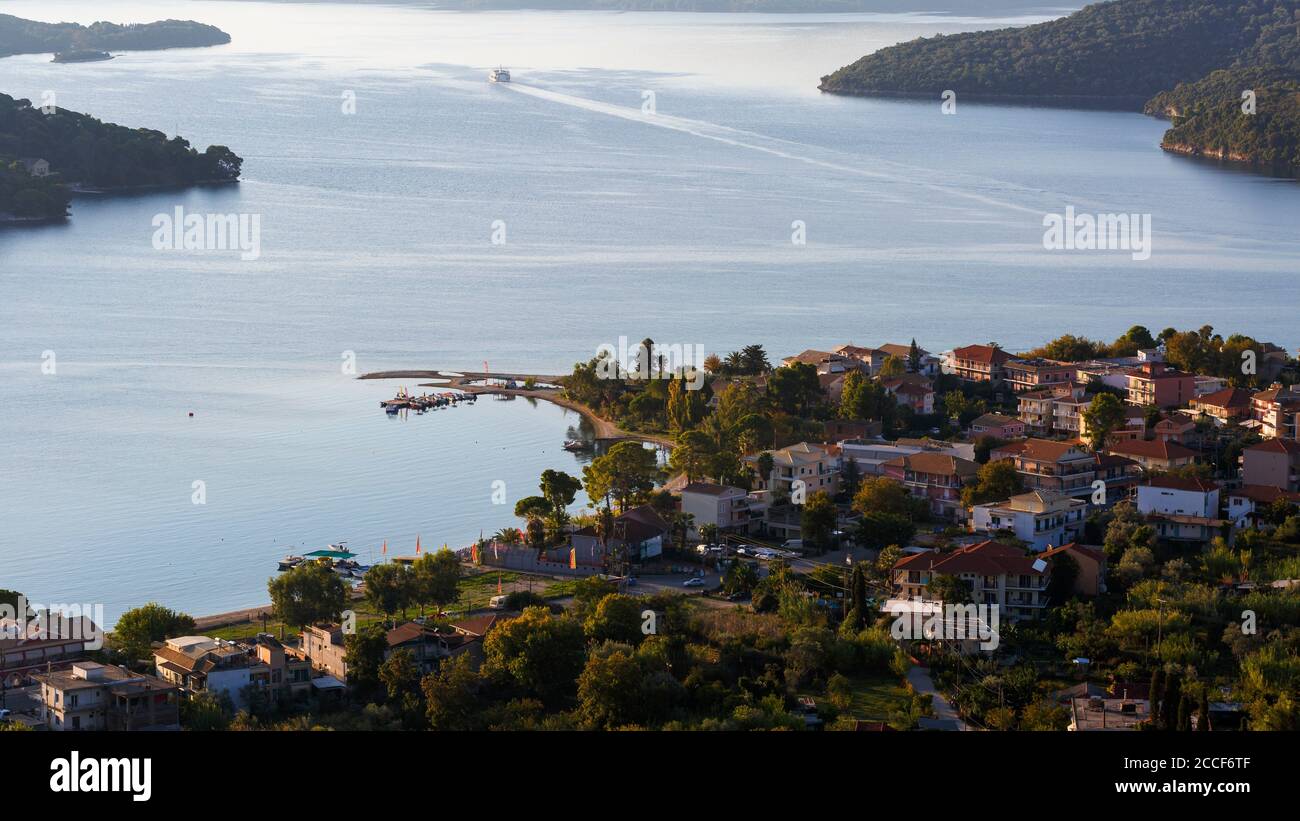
[893,540,1046,577]
[952,345,1012,366]
[1247,438,1300,455]
[1145,475,1218,493]
[1107,439,1197,460]
[1193,387,1253,410]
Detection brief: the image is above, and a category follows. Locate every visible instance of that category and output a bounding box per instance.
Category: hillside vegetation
[0,14,230,57]
[820,0,1300,174]
[0,94,242,222]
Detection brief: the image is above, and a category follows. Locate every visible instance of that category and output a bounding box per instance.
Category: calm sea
[2,1,1299,624]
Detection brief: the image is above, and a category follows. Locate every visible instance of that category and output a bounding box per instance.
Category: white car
[682,577,705,587]
[0,709,11,720]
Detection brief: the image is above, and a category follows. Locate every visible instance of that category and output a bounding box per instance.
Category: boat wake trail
[503,82,1048,217]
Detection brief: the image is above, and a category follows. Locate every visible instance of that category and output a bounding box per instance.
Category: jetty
[360,368,673,447]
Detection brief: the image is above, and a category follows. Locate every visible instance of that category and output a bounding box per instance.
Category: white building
[680,482,767,536]
[969,489,1087,552]
[1135,476,1220,519]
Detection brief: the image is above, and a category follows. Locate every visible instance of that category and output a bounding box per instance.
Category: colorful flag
[415,535,421,554]
[570,547,577,569]
[471,543,480,564]
[497,574,502,594]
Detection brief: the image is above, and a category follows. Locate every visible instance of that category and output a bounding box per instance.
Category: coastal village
[5,326,1300,733]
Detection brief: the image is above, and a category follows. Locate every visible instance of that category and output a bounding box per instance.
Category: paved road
[905,665,968,731]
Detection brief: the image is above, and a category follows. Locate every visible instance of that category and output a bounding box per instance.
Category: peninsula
[0,93,243,223]
[819,0,1300,176]
[0,14,230,59]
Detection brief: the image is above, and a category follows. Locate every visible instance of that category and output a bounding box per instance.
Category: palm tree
[494,527,521,546]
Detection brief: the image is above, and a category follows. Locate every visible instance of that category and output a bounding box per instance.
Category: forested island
[819,0,1300,175]
[0,14,230,58]
[0,94,242,223]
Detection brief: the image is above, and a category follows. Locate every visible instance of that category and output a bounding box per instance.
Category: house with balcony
[1189,387,1253,425]
[33,661,180,732]
[946,344,1012,384]
[882,451,978,520]
[994,438,1099,501]
[881,375,935,415]
[889,540,1052,621]
[969,489,1087,551]
[750,441,839,499]
[1241,438,1300,491]
[1091,452,1141,504]
[1003,358,1077,393]
[1126,362,1196,408]
[1250,384,1300,439]
[1016,384,1086,436]
[680,481,768,537]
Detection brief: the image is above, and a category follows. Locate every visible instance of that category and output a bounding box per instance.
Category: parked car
[781,539,803,551]
[489,594,509,609]
[682,577,705,587]
[0,709,11,720]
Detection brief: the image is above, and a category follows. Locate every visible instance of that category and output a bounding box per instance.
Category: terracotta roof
[1107,439,1197,460]
[1041,542,1105,565]
[1228,485,1300,504]
[894,540,1046,577]
[1193,387,1253,410]
[884,452,978,478]
[877,343,926,359]
[1019,438,1088,462]
[971,413,1020,428]
[1145,476,1218,493]
[1246,438,1300,455]
[451,614,502,638]
[951,345,1011,366]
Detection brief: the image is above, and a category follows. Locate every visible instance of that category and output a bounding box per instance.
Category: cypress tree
[1199,687,1212,732]
[1162,673,1181,732]
[1177,692,1191,732]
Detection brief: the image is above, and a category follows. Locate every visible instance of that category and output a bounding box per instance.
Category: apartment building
[154,634,310,708]
[969,489,1087,551]
[1250,384,1300,439]
[1190,387,1253,425]
[1241,438,1300,491]
[680,481,768,536]
[1126,362,1196,408]
[882,451,979,520]
[33,661,180,731]
[751,441,839,498]
[891,540,1052,621]
[993,438,1098,500]
[947,344,1012,383]
[1017,384,1085,436]
[1003,358,1077,393]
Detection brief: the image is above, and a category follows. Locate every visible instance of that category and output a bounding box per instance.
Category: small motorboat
[489,67,510,83]
[278,555,304,571]
[563,439,586,452]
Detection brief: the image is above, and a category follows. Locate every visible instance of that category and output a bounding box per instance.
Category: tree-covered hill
[0,14,230,58]
[819,0,1300,174]
[0,94,242,222]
